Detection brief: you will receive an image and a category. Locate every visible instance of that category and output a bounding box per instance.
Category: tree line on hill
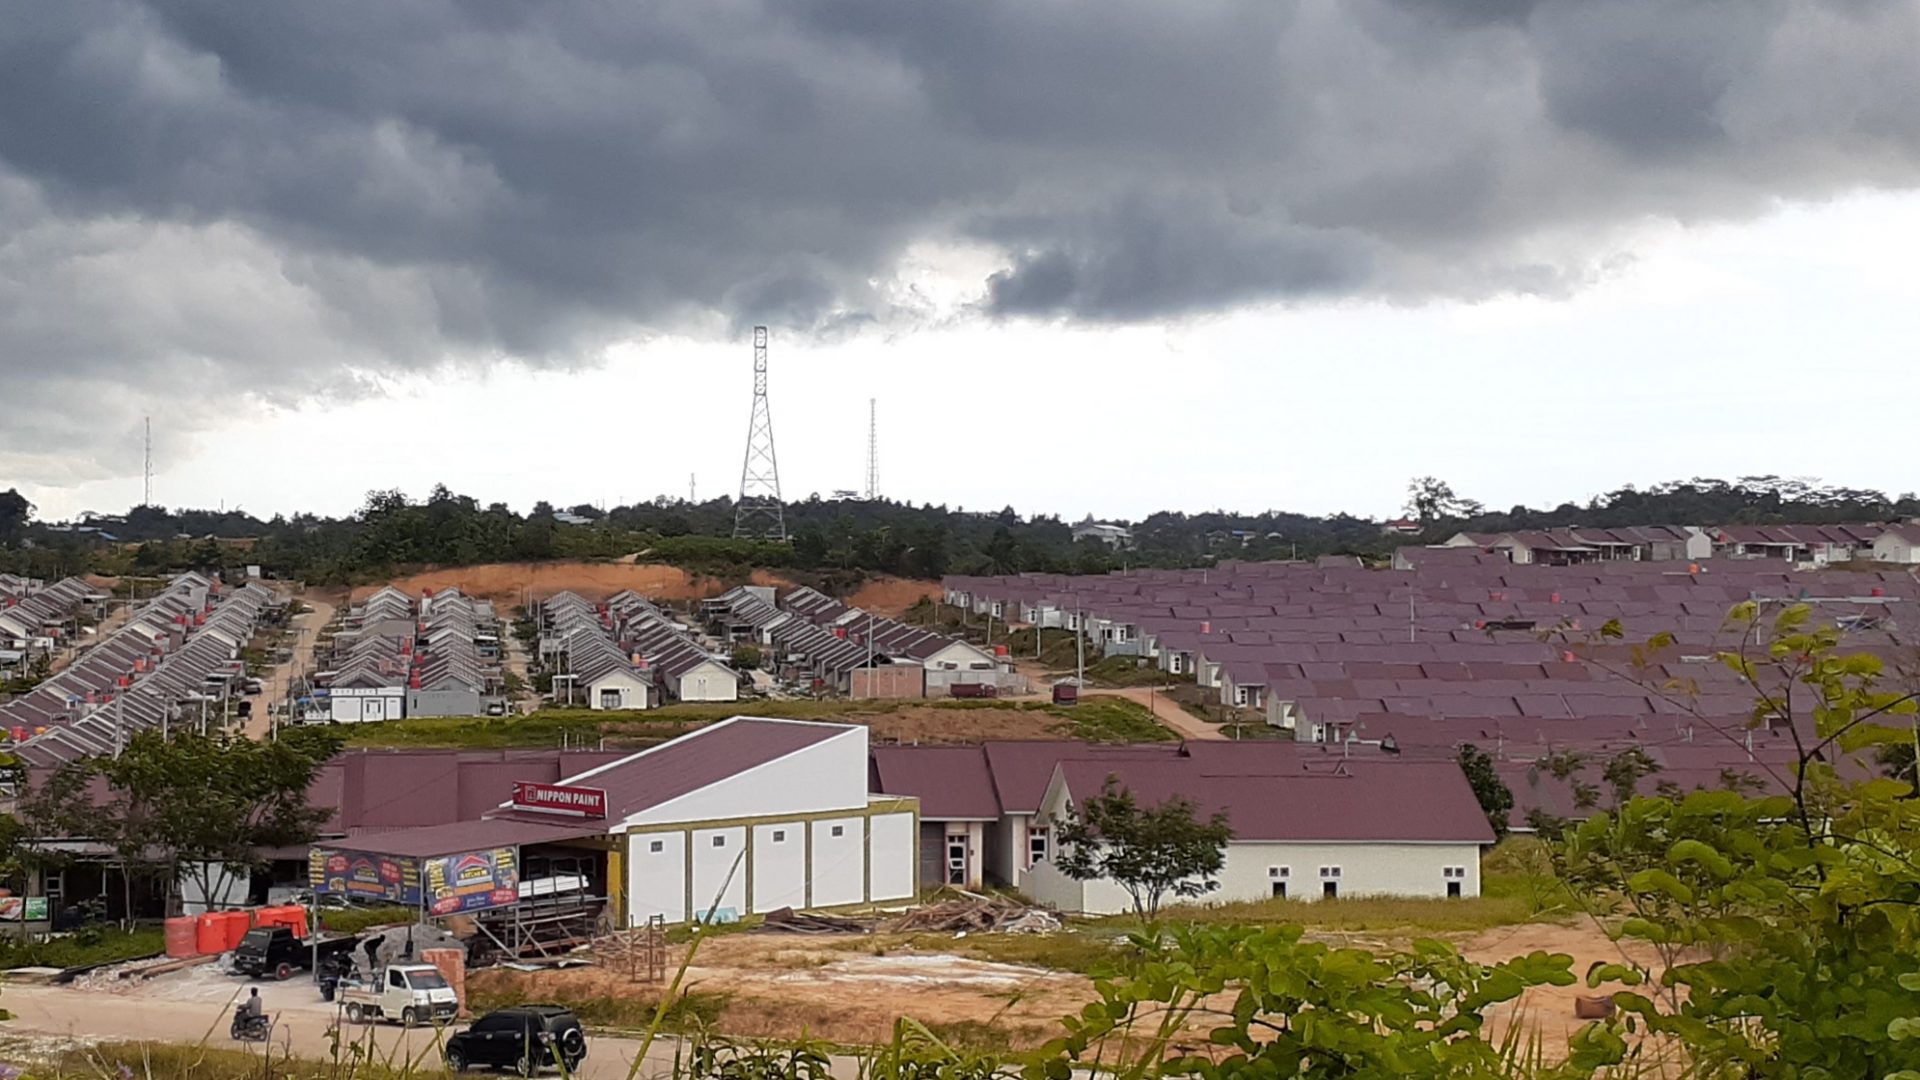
[1,474,1916,587]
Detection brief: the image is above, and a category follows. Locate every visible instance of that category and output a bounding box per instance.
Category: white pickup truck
[338,964,459,1026]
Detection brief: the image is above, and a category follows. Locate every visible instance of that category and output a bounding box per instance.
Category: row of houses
[1443,521,1920,566]
[320,587,503,723]
[0,576,111,659]
[538,591,739,710]
[704,585,1021,697]
[5,573,278,766]
[944,553,1920,827]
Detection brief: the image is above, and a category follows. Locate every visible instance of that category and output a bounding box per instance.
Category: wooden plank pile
[755,907,871,935]
[885,893,1060,935]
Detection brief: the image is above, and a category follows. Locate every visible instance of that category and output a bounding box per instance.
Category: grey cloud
[2,0,1919,482]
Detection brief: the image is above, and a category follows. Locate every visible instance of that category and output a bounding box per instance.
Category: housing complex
[704,584,1021,697]
[538,590,740,710]
[5,573,276,765]
[320,587,503,723]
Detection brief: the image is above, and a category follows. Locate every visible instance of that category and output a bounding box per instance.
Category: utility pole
[1076,605,1085,687]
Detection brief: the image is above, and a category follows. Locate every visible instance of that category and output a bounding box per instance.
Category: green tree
[1457,743,1514,839]
[1052,778,1232,920]
[0,487,30,544]
[1554,603,1920,1077]
[730,644,762,671]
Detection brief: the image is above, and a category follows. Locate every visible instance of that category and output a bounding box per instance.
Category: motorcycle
[230,1005,273,1042]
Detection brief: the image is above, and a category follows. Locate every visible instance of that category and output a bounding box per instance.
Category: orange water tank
[195,912,226,954]
[165,916,200,959]
[220,910,252,951]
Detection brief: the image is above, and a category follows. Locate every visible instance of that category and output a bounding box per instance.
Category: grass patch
[319,905,418,935]
[0,926,165,970]
[342,700,916,749]
[1044,698,1175,743]
[467,975,729,1032]
[1076,655,1173,689]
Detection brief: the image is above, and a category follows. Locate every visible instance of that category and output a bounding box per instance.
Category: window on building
[711,835,726,848]
[599,688,621,709]
[1269,866,1289,879]
[772,830,786,843]
[1028,826,1049,868]
[831,825,844,838]
[649,840,664,854]
[1320,867,1340,878]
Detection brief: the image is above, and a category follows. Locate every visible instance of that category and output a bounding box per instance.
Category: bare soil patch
[471,933,1086,1049]
[843,576,941,617]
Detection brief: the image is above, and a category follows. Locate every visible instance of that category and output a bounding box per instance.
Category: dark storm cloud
[2,0,1918,480]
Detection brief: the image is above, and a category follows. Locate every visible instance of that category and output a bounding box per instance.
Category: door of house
[364,697,385,722]
[599,688,621,709]
[946,836,968,886]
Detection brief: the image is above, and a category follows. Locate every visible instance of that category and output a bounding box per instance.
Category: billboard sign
[512,781,608,819]
[311,845,521,915]
[423,847,520,916]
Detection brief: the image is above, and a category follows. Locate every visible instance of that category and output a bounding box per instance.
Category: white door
[364,697,386,723]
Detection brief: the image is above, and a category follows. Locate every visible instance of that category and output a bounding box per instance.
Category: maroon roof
[980,740,1176,814]
[870,746,1000,820]
[555,717,847,820]
[319,816,608,859]
[1055,757,1494,844]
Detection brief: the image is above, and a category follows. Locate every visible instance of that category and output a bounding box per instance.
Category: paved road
[1,981,717,1079]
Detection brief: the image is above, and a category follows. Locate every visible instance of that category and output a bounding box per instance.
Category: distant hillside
[2,475,1913,588]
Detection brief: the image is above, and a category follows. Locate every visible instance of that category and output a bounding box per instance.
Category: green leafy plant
[1052,779,1232,920]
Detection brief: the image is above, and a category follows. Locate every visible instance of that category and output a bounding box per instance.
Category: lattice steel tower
[864,398,879,501]
[732,326,788,541]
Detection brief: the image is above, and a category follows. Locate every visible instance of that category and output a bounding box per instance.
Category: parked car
[445,1006,588,1075]
[338,964,460,1026]
[233,925,359,981]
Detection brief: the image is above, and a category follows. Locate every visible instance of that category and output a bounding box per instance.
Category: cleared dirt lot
[351,562,937,616]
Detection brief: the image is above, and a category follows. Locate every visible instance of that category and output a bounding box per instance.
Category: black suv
[444,1006,587,1075]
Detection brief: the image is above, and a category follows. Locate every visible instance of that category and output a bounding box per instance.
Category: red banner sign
[512,781,608,819]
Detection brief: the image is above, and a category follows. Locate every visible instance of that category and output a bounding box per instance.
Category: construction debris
[886,893,1060,935]
[756,907,871,935]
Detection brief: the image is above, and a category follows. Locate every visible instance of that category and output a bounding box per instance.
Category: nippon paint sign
[511,781,609,819]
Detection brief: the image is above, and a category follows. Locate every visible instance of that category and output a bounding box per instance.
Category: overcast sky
[5,2,1920,523]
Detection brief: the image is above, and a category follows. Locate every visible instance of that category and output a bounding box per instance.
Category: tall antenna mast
[864,398,879,501]
[689,473,696,504]
[733,326,788,541]
[142,416,153,507]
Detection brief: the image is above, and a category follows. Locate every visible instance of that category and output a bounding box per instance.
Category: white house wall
[1222,842,1482,901]
[869,812,916,902]
[627,832,688,925]
[750,822,807,912]
[690,826,748,917]
[808,816,866,907]
[676,661,739,702]
[623,727,868,827]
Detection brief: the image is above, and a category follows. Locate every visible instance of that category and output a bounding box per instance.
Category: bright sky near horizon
[6,4,1920,523]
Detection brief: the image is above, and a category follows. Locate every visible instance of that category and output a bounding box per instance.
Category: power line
[733,326,788,541]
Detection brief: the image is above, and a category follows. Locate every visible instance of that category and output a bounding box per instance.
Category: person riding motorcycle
[244,988,264,1021]
[231,988,270,1041]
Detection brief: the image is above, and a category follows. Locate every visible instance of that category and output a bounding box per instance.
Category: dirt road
[0,980,839,1079]
[1093,686,1225,741]
[244,592,336,739]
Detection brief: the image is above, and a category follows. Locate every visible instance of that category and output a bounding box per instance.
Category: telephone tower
[864,398,879,501]
[142,416,153,507]
[732,326,788,540]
